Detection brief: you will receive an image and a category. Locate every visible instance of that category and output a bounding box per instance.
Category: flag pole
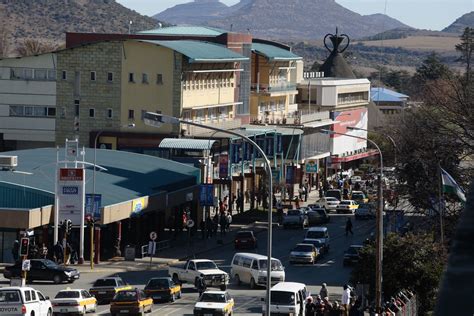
[438,162,444,245]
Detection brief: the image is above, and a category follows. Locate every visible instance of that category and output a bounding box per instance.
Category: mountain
[152,0,410,40]
[0,0,164,56]
[442,11,474,33]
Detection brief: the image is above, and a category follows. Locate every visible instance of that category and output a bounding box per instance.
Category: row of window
[183,78,234,90]
[60,71,164,85]
[9,67,56,81]
[258,101,286,113]
[128,73,163,85]
[61,70,114,82]
[337,92,368,105]
[9,105,56,117]
[182,106,231,122]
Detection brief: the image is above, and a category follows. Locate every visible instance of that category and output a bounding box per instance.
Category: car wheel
[250,277,256,289]
[172,274,180,285]
[220,284,227,291]
[235,274,241,286]
[170,293,176,302]
[53,274,62,284]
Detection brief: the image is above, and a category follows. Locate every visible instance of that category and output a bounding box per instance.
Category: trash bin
[124,245,136,261]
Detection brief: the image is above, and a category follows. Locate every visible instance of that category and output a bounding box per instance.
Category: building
[0,53,57,151]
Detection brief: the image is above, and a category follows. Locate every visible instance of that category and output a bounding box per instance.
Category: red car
[234,231,257,249]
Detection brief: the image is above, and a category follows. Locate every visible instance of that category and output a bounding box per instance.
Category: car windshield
[326,197,338,202]
[352,193,365,199]
[196,261,218,270]
[199,293,226,303]
[258,259,283,271]
[271,291,295,305]
[0,290,21,303]
[236,232,253,238]
[304,240,324,247]
[43,259,58,267]
[293,245,313,252]
[306,231,325,239]
[348,246,362,254]
[326,191,341,198]
[94,279,117,287]
[147,279,170,289]
[55,291,80,299]
[287,210,300,216]
[114,291,137,302]
[340,201,351,205]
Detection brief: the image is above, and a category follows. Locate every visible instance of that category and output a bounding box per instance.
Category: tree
[16,38,58,57]
[412,52,452,88]
[455,27,474,82]
[351,233,446,315]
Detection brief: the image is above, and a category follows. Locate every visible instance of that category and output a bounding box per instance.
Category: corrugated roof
[140,40,248,63]
[252,43,302,61]
[0,148,200,208]
[195,125,304,139]
[159,138,217,150]
[137,26,227,37]
[371,87,409,102]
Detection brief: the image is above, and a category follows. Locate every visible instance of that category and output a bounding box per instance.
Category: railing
[250,110,330,126]
[251,83,297,93]
[141,239,171,258]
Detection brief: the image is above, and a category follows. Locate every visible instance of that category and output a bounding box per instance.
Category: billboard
[330,108,368,156]
[58,168,85,225]
[219,154,229,178]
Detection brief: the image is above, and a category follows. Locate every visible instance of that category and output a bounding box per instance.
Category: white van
[262,282,309,316]
[231,253,285,289]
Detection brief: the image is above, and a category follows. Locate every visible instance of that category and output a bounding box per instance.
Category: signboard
[132,198,145,214]
[231,143,241,164]
[219,154,229,178]
[186,219,195,228]
[85,194,102,220]
[22,260,31,271]
[305,160,318,173]
[65,139,79,161]
[148,241,156,255]
[58,168,85,225]
[149,231,157,241]
[199,184,214,207]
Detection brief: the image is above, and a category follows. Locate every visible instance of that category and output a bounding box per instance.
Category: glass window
[90,71,96,81]
[9,105,24,116]
[251,260,258,270]
[25,290,31,302]
[93,279,118,287]
[74,100,80,116]
[128,109,134,119]
[270,291,294,305]
[107,72,113,82]
[0,290,21,303]
[129,73,135,83]
[34,69,47,80]
[48,107,56,117]
[48,70,56,80]
[195,261,218,270]
[24,68,33,79]
[89,108,95,118]
[62,70,67,80]
[33,107,47,116]
[37,292,45,301]
[25,106,33,116]
[156,74,163,85]
[142,73,148,84]
[188,262,195,270]
[107,108,113,119]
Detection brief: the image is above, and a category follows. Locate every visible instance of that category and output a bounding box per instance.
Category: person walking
[220,213,227,236]
[196,274,207,297]
[341,285,351,316]
[319,283,328,300]
[305,296,317,316]
[41,243,48,259]
[345,218,353,236]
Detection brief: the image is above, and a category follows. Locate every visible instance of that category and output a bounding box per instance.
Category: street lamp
[144,112,274,313]
[347,126,398,166]
[320,128,384,313]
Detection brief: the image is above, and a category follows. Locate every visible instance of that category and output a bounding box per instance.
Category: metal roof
[0,148,200,208]
[195,125,304,139]
[252,43,302,61]
[371,87,409,102]
[140,40,248,63]
[137,26,227,37]
[159,138,217,150]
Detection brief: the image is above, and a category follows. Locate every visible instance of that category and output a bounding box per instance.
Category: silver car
[289,243,317,264]
[282,209,307,229]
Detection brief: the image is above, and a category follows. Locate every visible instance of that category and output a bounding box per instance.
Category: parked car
[231,253,285,289]
[234,231,258,250]
[0,287,52,316]
[289,243,318,264]
[325,189,342,201]
[144,277,181,302]
[343,245,364,266]
[282,209,307,229]
[316,197,340,212]
[306,204,330,225]
[302,239,329,256]
[193,291,234,316]
[336,200,359,214]
[110,289,153,315]
[355,203,376,219]
[89,277,132,304]
[351,191,368,204]
[3,259,80,284]
[52,289,97,315]
[168,259,229,291]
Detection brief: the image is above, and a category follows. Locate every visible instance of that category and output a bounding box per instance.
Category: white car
[193,291,234,316]
[317,197,340,211]
[52,289,97,315]
[336,200,359,214]
[0,287,52,316]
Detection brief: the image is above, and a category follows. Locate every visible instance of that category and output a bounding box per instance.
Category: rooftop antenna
[128,20,133,34]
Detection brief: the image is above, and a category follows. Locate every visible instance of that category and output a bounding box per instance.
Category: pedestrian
[298,186,303,200]
[341,285,351,316]
[41,243,48,259]
[12,240,20,262]
[213,213,219,236]
[276,200,283,225]
[330,301,341,316]
[206,215,213,238]
[305,296,317,316]
[345,218,353,236]
[226,212,232,231]
[220,214,227,236]
[315,295,324,316]
[323,297,333,316]
[304,185,308,202]
[196,274,207,297]
[200,219,205,239]
[53,241,63,264]
[295,197,300,209]
[245,190,250,204]
[320,283,328,299]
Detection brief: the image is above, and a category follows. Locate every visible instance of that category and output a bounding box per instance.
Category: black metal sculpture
[323,28,350,54]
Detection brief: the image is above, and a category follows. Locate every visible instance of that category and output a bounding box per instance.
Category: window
[90,71,96,81]
[107,108,113,119]
[142,73,148,84]
[25,291,31,302]
[47,108,56,117]
[107,72,113,82]
[251,260,258,270]
[74,100,80,116]
[34,69,47,80]
[89,108,95,118]
[128,109,134,119]
[48,70,56,80]
[156,74,163,85]
[129,73,135,83]
[62,70,67,80]
[24,68,33,79]
[25,106,33,116]
[61,107,67,118]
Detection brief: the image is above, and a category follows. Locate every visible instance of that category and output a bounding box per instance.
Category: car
[0,287,52,316]
[110,288,153,316]
[234,230,258,250]
[350,175,362,183]
[193,291,234,316]
[336,200,359,214]
[351,191,368,204]
[302,238,329,256]
[289,243,318,264]
[144,277,181,302]
[316,197,340,211]
[304,227,330,252]
[52,289,97,315]
[306,204,330,225]
[3,259,80,284]
[343,245,364,266]
[168,259,229,291]
[355,203,376,219]
[325,189,342,201]
[89,277,132,304]
[230,253,285,288]
[282,209,307,229]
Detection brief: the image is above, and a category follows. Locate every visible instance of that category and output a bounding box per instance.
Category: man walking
[341,284,351,316]
[345,218,353,236]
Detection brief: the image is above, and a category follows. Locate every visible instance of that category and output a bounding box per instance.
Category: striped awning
[159,138,217,150]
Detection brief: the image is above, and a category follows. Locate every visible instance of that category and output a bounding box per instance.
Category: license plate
[60,309,68,312]
[98,291,106,294]
[204,314,213,316]
[120,310,128,313]
[153,295,161,299]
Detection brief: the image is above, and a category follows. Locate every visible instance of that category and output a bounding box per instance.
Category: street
[1,214,375,315]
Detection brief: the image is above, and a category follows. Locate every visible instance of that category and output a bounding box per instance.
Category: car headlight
[64,271,72,276]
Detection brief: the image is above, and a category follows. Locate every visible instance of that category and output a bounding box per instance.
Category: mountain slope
[442,11,474,33]
[154,0,228,25]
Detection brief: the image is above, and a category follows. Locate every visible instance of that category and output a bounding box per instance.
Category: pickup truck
[0,287,52,316]
[168,259,229,291]
[89,277,132,304]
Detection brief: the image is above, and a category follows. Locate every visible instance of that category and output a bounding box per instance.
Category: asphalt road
[0,214,375,315]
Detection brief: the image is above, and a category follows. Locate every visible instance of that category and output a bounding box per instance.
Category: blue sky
[116,0,473,31]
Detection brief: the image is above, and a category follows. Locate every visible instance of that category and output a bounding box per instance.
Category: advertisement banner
[305,160,318,173]
[286,165,295,184]
[132,197,145,214]
[231,143,241,164]
[85,194,102,220]
[199,184,214,207]
[58,168,85,225]
[219,154,229,178]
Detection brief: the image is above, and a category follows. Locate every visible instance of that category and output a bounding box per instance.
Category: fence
[140,240,171,258]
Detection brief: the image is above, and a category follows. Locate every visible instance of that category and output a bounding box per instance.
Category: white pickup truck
[168,259,229,291]
[0,287,52,316]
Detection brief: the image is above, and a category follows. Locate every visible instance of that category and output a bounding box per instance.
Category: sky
[116,0,474,31]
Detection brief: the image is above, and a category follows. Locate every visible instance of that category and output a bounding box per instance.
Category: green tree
[351,233,446,315]
[413,52,452,86]
[455,27,474,82]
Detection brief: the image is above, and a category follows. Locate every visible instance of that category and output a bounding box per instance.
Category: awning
[159,138,217,150]
[252,43,302,61]
[331,149,379,163]
[304,152,331,160]
[303,119,336,128]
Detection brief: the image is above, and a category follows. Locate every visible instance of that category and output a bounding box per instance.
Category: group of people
[11,239,77,264]
[305,284,362,316]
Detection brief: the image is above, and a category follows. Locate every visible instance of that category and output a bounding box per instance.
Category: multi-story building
[0,53,57,151]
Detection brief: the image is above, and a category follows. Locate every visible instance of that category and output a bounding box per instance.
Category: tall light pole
[144,112,274,313]
[347,126,398,166]
[321,128,384,313]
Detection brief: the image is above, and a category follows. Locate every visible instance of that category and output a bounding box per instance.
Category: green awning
[252,43,302,61]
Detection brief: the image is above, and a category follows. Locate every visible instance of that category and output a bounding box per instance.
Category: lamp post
[320,128,384,313]
[144,112,274,313]
[347,126,398,166]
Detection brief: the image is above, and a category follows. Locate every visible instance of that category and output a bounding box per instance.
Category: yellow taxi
[51,289,97,315]
[144,277,181,302]
[110,288,153,315]
[193,291,234,316]
[89,277,132,304]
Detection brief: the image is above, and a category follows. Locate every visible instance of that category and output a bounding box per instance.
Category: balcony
[251,82,297,95]
[250,110,331,126]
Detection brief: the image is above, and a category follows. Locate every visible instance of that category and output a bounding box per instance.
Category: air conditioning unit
[0,155,18,169]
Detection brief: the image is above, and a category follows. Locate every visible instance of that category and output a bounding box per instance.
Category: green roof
[0,148,200,208]
[252,43,302,61]
[137,26,227,37]
[140,40,248,63]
